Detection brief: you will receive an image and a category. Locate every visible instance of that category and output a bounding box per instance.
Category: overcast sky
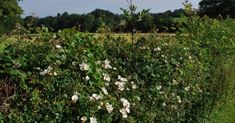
[19,0,200,17]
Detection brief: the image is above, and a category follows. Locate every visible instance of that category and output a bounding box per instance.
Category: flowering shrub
[0,17,234,122]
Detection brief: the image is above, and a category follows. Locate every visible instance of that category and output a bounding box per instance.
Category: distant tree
[80,14,95,32]
[37,16,57,31]
[0,0,23,34]
[120,1,151,33]
[90,9,121,32]
[67,14,81,30]
[57,12,70,29]
[199,0,235,18]
[22,8,187,33]
[136,11,154,32]
[152,9,185,32]
[24,13,38,31]
[91,17,104,32]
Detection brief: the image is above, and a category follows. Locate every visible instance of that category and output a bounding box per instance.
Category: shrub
[0,17,234,122]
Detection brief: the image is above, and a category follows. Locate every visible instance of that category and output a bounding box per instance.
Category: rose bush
[0,17,234,122]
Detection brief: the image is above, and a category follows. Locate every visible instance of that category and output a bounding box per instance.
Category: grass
[207,58,235,123]
[207,95,235,123]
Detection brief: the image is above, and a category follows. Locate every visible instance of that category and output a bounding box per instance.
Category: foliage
[119,0,152,33]
[199,0,235,18]
[206,60,235,123]
[0,17,235,122]
[23,8,187,33]
[0,0,23,34]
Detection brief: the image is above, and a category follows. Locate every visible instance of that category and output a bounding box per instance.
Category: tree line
[23,8,187,33]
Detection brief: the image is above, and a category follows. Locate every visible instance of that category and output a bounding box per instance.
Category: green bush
[0,17,234,122]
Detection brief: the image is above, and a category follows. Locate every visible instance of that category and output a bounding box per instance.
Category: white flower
[39,66,53,76]
[39,70,48,76]
[140,46,150,50]
[118,75,128,82]
[178,99,182,103]
[85,76,90,81]
[119,98,130,118]
[119,108,128,118]
[121,98,130,109]
[72,61,77,66]
[185,86,190,91]
[104,59,110,64]
[47,66,53,71]
[105,82,110,86]
[162,102,166,107]
[90,94,102,101]
[105,103,113,113]
[184,47,189,50]
[71,95,79,103]
[90,117,97,123]
[156,85,162,90]
[79,62,89,71]
[55,45,62,49]
[98,106,102,110]
[96,60,101,65]
[53,72,58,76]
[53,34,57,39]
[126,108,130,113]
[131,81,137,89]
[189,56,192,60]
[89,97,95,101]
[136,96,141,101]
[172,79,178,85]
[115,81,125,91]
[101,87,108,95]
[104,59,112,69]
[177,96,182,103]
[81,116,87,122]
[103,74,111,82]
[154,47,161,51]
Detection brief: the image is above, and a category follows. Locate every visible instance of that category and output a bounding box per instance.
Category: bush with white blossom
[0,17,234,123]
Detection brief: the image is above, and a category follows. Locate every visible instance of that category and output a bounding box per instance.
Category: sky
[19,0,200,17]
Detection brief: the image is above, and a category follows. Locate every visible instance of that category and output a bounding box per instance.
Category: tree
[199,0,235,18]
[136,11,153,32]
[23,13,39,31]
[80,14,95,32]
[90,9,121,32]
[0,0,23,34]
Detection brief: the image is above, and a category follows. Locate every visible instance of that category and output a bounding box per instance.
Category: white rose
[55,45,62,49]
[79,62,89,71]
[71,95,79,103]
[90,117,97,123]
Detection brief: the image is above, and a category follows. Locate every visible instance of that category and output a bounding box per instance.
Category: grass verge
[207,57,235,123]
